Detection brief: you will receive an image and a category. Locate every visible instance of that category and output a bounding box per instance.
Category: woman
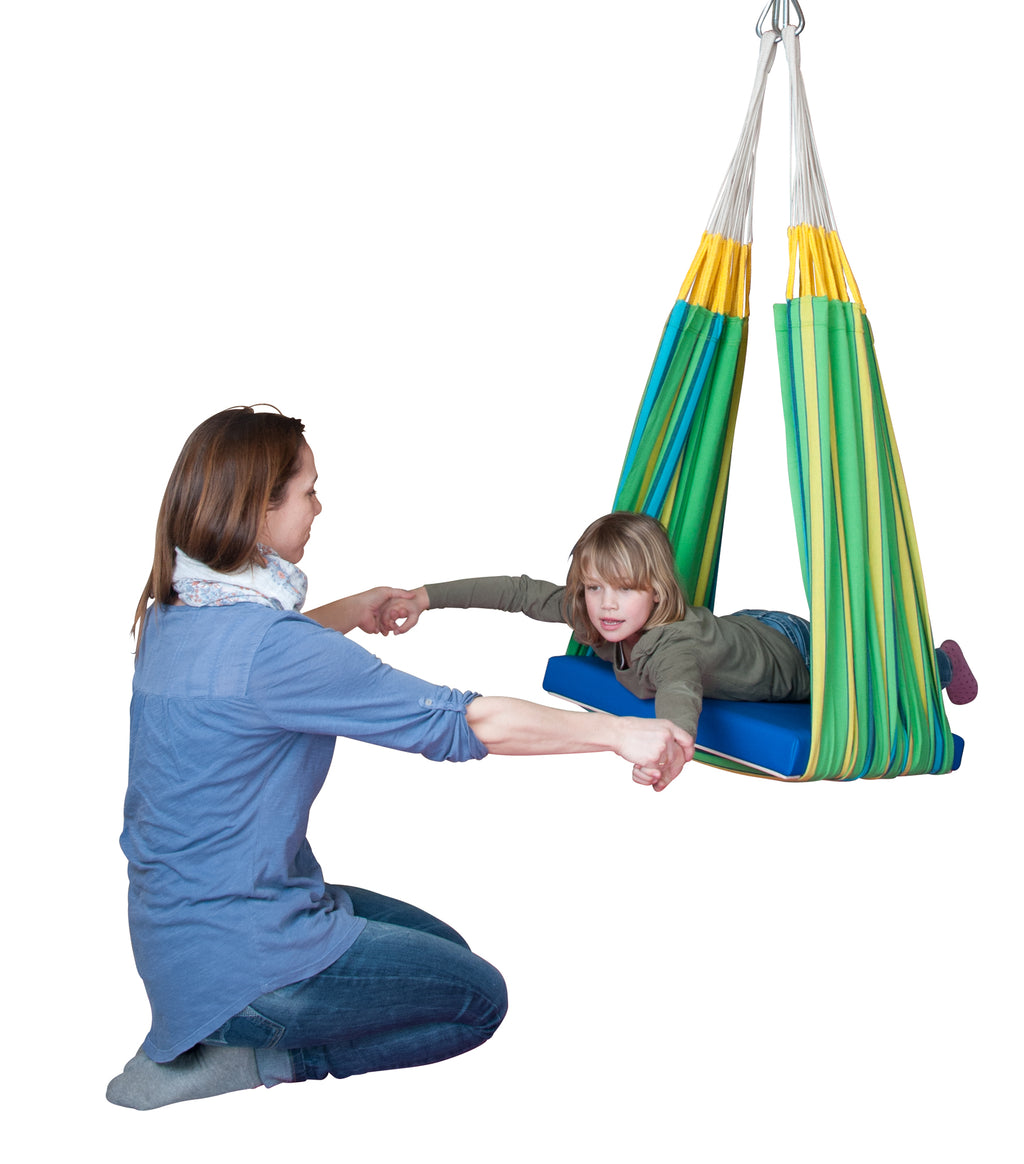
[108,406,690,1111]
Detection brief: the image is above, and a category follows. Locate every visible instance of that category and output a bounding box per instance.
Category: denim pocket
[203,1004,286,1048]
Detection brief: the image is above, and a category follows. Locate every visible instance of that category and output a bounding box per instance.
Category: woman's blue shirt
[123,604,486,1061]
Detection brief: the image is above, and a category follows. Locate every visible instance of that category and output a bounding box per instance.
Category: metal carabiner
[756,0,805,41]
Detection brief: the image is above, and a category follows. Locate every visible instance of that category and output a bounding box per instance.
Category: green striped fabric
[775,293,955,778]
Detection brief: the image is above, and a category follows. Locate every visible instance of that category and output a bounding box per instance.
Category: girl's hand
[618,720,695,791]
[376,586,430,635]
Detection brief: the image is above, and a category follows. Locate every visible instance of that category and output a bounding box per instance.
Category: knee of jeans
[479,965,510,1038]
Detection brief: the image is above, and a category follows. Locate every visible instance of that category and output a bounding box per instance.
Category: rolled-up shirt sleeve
[247,614,488,762]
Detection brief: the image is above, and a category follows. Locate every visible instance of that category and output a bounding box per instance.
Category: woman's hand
[305,587,421,635]
[375,586,430,635]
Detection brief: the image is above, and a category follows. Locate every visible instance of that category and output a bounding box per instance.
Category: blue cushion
[542,654,963,778]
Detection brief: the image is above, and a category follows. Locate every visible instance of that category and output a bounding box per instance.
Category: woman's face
[260,442,322,564]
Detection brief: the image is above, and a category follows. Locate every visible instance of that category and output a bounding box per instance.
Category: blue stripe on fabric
[645,311,725,512]
[622,299,691,471]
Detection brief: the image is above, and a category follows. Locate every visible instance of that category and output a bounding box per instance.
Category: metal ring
[756,0,805,41]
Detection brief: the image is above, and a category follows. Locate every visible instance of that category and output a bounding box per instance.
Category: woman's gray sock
[106,1044,262,1110]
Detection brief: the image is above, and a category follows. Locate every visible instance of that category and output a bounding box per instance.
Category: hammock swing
[542,1,964,781]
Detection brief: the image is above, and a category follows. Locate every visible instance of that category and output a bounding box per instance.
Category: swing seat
[542,655,964,780]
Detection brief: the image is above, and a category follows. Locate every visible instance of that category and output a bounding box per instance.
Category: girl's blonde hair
[133,406,307,640]
[563,512,687,646]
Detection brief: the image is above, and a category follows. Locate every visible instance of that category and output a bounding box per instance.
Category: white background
[3,1,1018,1160]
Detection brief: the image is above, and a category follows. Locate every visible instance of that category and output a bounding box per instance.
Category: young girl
[377,511,977,752]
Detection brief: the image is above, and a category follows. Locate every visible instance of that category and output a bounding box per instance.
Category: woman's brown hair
[563,512,687,646]
[133,406,306,638]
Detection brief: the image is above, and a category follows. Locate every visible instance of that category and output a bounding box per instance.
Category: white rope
[783,24,836,230]
[705,29,778,244]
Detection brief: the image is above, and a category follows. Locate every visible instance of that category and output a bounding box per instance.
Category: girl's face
[260,442,322,564]
[583,574,658,646]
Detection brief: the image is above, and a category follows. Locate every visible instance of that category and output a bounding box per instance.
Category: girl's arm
[634,627,705,740]
[378,575,566,635]
[465,696,693,791]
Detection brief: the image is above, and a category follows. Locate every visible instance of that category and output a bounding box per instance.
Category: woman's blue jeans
[202,886,508,1087]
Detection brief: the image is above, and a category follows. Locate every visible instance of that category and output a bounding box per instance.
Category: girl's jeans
[732,609,812,666]
[734,609,953,686]
[202,886,508,1087]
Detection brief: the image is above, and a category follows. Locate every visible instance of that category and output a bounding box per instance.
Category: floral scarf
[172,546,308,612]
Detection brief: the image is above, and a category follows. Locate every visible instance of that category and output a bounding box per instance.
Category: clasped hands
[330,585,690,790]
[620,719,694,792]
[372,587,429,636]
[312,586,426,637]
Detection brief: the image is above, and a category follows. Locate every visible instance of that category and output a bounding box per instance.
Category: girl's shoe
[940,640,978,705]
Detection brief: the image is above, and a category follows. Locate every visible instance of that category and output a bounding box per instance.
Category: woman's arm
[255,618,692,787]
[305,587,421,635]
[465,696,694,791]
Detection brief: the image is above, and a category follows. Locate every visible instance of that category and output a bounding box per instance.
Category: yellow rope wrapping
[681,232,751,316]
[787,225,864,310]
